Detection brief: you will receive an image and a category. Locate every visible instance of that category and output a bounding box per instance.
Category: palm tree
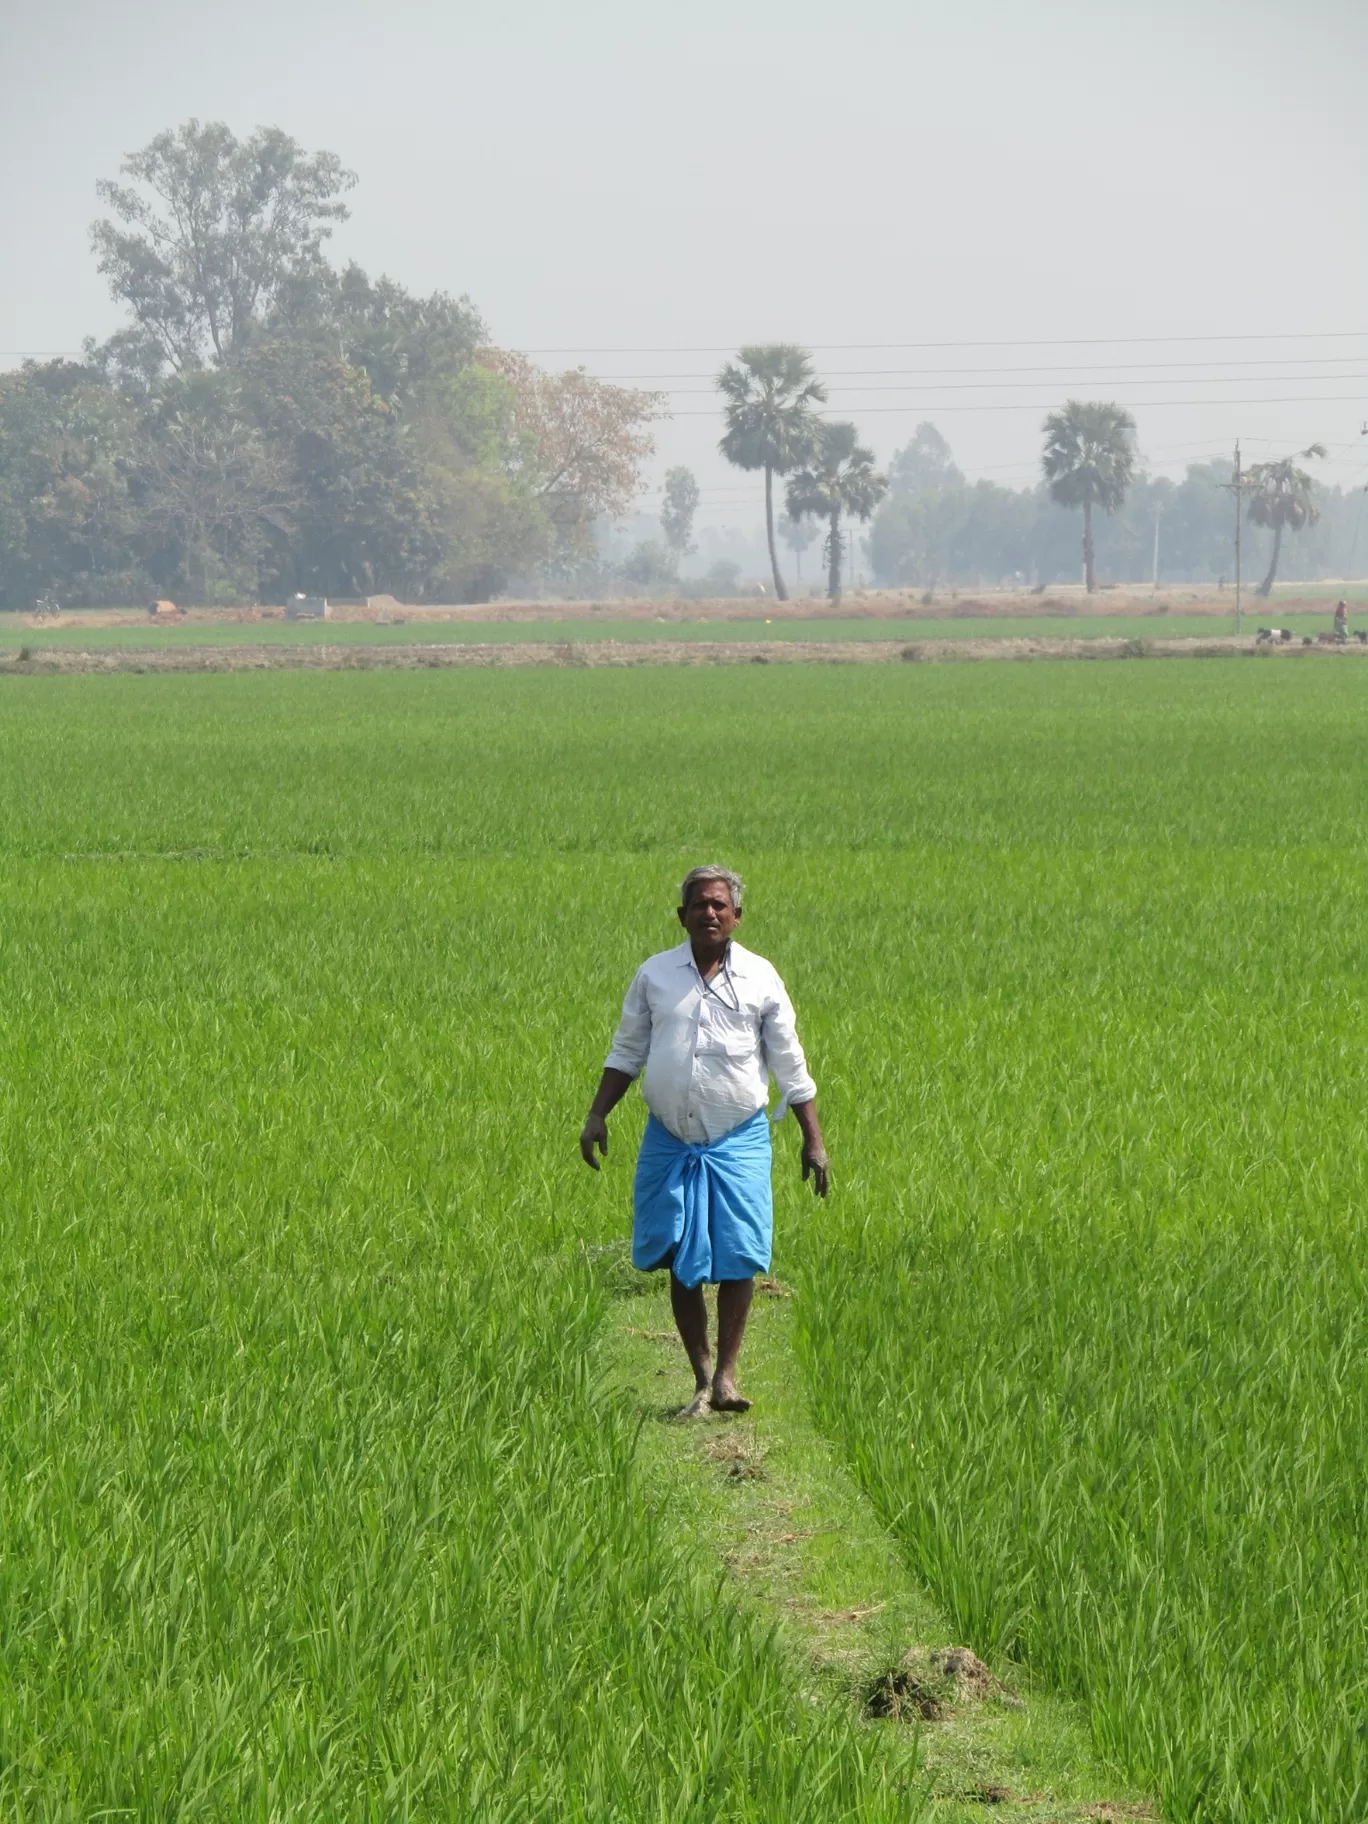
[1246,445,1326,596]
[779,511,818,582]
[717,346,826,600]
[784,421,887,604]
[1041,400,1137,592]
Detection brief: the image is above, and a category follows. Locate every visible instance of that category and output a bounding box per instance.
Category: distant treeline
[7,119,1362,610]
[868,424,1367,590]
[0,122,659,610]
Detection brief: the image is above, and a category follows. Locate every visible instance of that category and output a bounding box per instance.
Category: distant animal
[1255,627,1292,643]
[1356,631,1368,644]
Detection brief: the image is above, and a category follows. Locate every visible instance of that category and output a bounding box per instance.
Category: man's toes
[676,1389,712,1419]
[710,1387,752,1413]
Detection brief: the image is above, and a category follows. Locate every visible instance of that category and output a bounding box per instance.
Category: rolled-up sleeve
[760,974,817,1118]
[604,967,652,1078]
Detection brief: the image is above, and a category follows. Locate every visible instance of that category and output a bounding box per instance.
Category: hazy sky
[3,0,1365,534]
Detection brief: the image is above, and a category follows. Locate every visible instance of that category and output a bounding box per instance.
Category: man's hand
[791,1099,830,1198]
[801,1140,830,1198]
[580,1112,610,1170]
[579,1069,634,1173]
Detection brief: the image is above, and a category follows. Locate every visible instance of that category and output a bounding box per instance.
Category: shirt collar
[676,938,750,974]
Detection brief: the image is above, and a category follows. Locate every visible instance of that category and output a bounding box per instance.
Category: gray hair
[679,865,744,911]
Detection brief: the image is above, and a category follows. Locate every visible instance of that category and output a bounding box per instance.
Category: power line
[568,355,1368,382]
[643,373,1368,397]
[516,331,1368,355]
[671,394,1368,416]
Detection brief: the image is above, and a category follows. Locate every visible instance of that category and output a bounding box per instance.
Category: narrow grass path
[600,1268,1155,1824]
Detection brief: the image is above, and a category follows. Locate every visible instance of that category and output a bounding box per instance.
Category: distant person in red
[1333,599,1349,641]
[579,867,828,1416]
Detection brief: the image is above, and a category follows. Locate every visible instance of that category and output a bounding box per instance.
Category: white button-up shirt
[604,939,817,1145]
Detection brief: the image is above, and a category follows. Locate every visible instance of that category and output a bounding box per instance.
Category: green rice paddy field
[0,660,1364,1820]
[0,602,1359,651]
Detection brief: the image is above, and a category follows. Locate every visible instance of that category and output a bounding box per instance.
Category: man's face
[678,879,741,945]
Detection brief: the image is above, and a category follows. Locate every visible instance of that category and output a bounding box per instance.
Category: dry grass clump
[705,1432,769,1482]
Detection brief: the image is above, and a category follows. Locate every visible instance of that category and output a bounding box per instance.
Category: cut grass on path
[601,1268,1152,1824]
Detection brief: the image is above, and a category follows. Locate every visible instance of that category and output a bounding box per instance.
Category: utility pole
[1218,443,1247,631]
[1233,441,1242,634]
[1152,501,1163,595]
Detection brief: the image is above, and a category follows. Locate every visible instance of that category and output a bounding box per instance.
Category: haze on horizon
[2,0,1365,542]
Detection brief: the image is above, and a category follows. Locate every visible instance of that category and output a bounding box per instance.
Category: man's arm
[582,966,651,1171]
[580,1068,635,1170]
[791,1098,830,1198]
[758,975,826,1195]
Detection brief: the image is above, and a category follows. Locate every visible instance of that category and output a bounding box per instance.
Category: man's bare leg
[669,1274,713,1417]
[711,1277,754,1412]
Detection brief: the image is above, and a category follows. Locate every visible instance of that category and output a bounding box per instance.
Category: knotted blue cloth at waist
[632,1107,773,1288]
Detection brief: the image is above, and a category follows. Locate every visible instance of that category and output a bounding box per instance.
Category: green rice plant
[0,659,1363,1818]
[0,847,911,1819]
[772,698,1368,1822]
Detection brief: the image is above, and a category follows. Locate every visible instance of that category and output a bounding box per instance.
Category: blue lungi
[631,1107,773,1288]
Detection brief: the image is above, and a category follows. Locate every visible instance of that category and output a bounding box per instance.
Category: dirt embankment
[5,635,1366,676]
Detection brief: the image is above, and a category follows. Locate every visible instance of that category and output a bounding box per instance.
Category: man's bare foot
[677,1387,713,1419]
[710,1376,752,1413]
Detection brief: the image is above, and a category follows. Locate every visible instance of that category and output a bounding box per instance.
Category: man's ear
[676,905,687,927]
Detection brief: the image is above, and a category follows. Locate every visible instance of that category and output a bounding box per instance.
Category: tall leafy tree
[92,121,355,372]
[238,339,440,599]
[271,262,485,409]
[717,346,826,600]
[135,369,294,603]
[1246,445,1326,596]
[784,421,887,604]
[0,361,145,608]
[619,540,676,590]
[1041,400,1137,592]
[416,363,555,601]
[889,421,964,496]
[477,352,661,556]
[659,466,700,564]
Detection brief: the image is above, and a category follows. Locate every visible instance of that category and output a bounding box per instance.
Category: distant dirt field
[6,634,1367,675]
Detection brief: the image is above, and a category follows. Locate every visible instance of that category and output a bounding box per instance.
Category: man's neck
[690,939,729,980]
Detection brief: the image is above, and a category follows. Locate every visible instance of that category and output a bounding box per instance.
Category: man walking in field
[580,867,828,1416]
